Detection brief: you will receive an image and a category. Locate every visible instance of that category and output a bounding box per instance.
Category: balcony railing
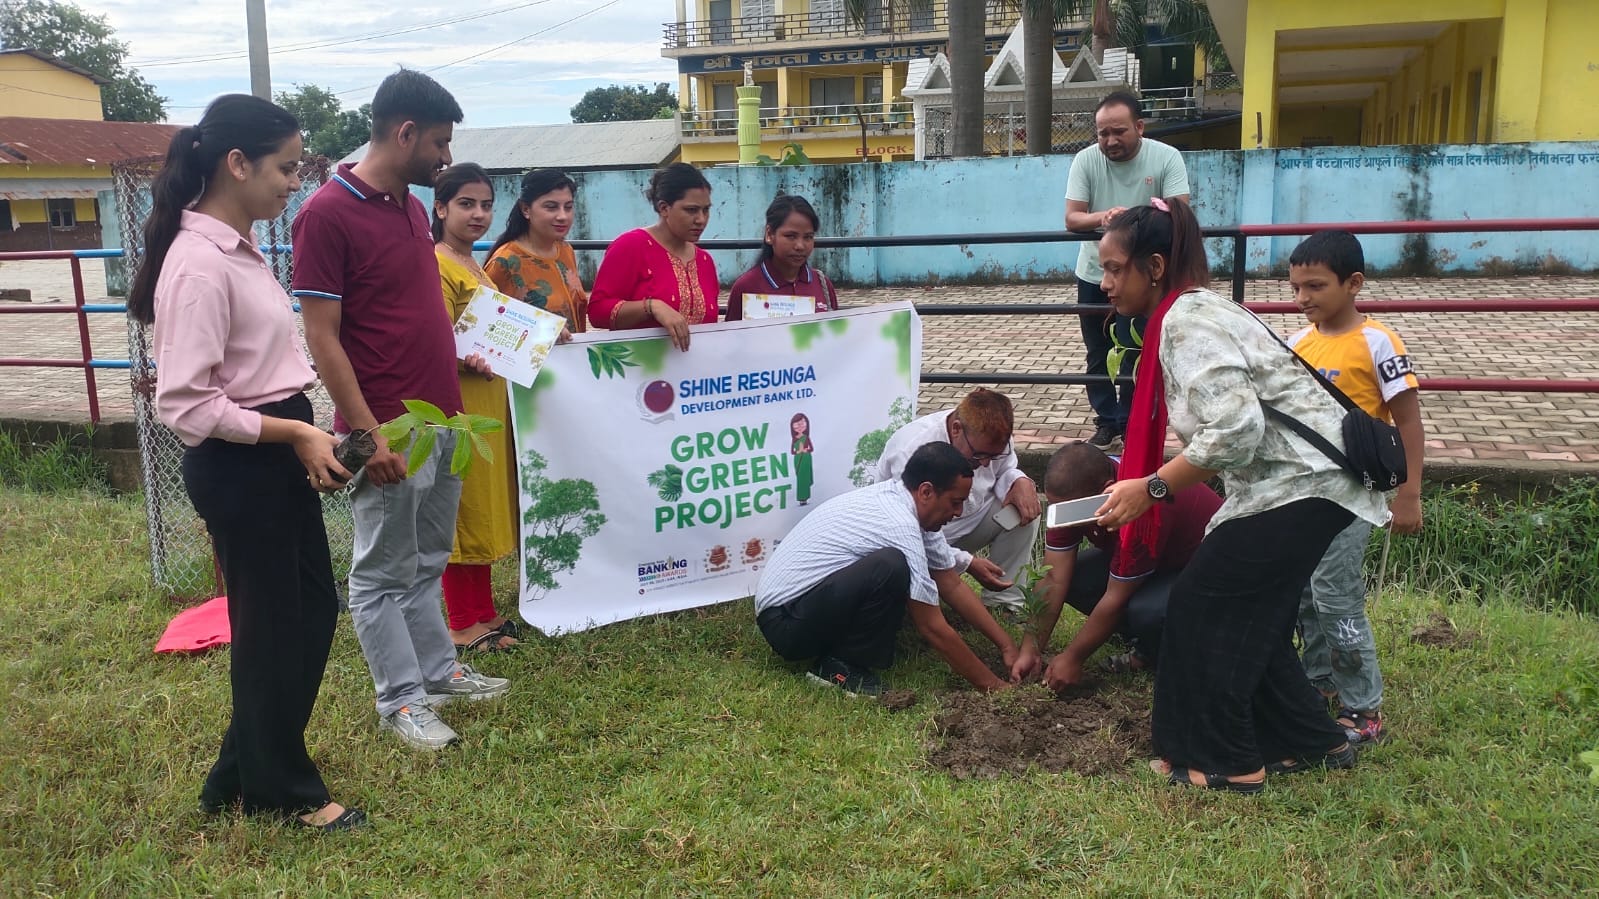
[663,6,1023,51]
[681,101,915,138]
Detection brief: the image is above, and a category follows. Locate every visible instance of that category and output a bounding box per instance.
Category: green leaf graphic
[791,321,824,350]
[882,310,913,379]
[627,338,671,374]
[646,464,684,502]
[826,317,849,335]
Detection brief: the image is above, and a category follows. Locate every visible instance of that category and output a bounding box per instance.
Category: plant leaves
[378,412,420,443]
[407,427,437,478]
[466,414,504,434]
[450,430,473,476]
[403,399,449,426]
[470,431,493,464]
[587,347,604,379]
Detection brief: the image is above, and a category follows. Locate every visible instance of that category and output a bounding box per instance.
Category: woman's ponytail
[127,126,207,325]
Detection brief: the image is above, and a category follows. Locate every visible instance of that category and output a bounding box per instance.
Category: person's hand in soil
[463,352,495,381]
[364,430,409,486]
[1002,477,1042,525]
[1010,643,1044,683]
[966,557,1014,592]
[1044,652,1086,691]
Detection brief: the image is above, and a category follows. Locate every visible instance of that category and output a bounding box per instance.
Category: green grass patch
[0,428,109,494]
[1381,478,1599,615]
[1,488,1597,895]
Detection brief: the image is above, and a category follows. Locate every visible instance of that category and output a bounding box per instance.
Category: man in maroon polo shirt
[293,69,508,752]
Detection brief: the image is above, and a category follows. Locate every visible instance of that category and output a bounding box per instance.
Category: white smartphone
[991,504,1023,530]
[1046,493,1112,529]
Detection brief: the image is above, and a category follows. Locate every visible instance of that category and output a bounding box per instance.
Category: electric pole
[246,0,271,100]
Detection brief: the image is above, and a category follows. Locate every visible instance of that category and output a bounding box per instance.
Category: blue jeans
[1296,519,1383,712]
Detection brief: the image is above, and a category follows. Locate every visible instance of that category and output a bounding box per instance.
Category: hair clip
[1150,197,1170,212]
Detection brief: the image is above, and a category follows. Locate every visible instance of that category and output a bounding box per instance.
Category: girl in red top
[726,194,839,321]
[587,162,719,350]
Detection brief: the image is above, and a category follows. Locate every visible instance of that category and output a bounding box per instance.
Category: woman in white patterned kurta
[1092,199,1386,794]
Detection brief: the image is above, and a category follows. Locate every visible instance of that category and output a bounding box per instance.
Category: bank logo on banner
[508,303,921,634]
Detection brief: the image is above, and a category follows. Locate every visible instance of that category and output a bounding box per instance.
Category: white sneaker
[380,703,459,751]
[423,662,510,705]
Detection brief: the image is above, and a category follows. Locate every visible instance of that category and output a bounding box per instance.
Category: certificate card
[742,293,813,319]
[453,286,565,388]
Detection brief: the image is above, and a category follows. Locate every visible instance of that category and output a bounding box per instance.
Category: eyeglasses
[954,415,1010,463]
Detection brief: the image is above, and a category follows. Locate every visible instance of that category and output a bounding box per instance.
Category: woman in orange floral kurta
[485,169,588,334]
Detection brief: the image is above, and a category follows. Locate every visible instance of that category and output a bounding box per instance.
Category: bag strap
[1238,306,1357,471]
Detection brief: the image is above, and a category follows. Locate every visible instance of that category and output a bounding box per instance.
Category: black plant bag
[1252,315,1409,491]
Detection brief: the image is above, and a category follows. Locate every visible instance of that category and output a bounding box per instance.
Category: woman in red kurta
[587,162,719,351]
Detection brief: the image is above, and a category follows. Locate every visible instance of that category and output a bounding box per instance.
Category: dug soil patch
[927,683,1151,779]
[1410,612,1478,649]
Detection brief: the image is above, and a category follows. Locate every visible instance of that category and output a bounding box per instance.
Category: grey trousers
[951,504,1040,609]
[347,432,462,716]
[1296,518,1383,712]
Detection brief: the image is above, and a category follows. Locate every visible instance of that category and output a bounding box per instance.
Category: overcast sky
[99,0,680,127]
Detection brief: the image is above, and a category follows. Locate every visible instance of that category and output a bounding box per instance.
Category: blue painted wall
[375,141,1599,285]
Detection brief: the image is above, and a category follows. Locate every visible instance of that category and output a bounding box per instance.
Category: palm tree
[1021,0,1097,155]
[1111,0,1229,71]
[947,0,987,157]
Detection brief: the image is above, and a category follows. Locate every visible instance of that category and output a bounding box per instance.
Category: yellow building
[663,0,1094,164]
[1209,0,1599,148]
[0,50,177,251]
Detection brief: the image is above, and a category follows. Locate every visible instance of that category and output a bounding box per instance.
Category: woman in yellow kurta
[485,169,588,333]
[432,163,519,652]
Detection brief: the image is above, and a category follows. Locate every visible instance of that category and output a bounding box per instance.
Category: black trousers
[1153,498,1354,776]
[1063,547,1177,664]
[183,393,337,816]
[756,548,911,671]
[1077,277,1142,430]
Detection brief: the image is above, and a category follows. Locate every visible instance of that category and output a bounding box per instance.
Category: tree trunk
[947,0,986,158]
[1092,0,1113,63]
[1022,1,1055,156]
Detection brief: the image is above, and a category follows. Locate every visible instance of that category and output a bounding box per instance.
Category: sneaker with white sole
[423,662,510,705]
[805,656,884,698]
[380,703,459,751]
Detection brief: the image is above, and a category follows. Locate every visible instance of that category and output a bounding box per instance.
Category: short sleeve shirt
[290,164,463,432]
[1065,138,1190,283]
[725,261,839,321]
[1044,483,1221,577]
[1288,317,1419,423]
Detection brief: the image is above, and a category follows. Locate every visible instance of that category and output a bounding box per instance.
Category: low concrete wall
[0,418,141,492]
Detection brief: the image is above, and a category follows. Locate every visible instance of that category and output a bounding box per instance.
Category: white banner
[510,303,922,633]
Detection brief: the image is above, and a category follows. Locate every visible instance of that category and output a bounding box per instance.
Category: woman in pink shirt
[127,94,363,832]
[587,162,719,351]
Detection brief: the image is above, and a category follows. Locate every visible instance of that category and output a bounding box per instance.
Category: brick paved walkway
[4,257,1598,470]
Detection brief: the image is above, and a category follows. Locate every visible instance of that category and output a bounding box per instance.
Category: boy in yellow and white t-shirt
[1286,230,1425,747]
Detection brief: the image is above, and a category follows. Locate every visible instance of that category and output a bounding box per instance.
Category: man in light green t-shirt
[1064,91,1190,450]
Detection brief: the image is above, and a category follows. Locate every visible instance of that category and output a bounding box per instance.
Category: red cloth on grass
[154,595,231,653]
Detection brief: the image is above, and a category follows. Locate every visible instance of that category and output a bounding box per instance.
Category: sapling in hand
[378,399,503,478]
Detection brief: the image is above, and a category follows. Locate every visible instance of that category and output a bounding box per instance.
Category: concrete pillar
[1239,5,1277,148]
[737,84,764,164]
[1494,0,1546,141]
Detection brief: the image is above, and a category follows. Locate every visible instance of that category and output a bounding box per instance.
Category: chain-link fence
[114,154,356,598]
[922,105,1097,158]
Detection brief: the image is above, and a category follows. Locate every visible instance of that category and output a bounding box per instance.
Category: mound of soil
[879,689,919,712]
[1410,612,1478,649]
[927,683,1151,779]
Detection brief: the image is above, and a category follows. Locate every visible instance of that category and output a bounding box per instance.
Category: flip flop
[1166,766,1266,795]
[1266,743,1358,776]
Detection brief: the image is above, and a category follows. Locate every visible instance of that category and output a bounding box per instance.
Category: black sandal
[493,618,524,640]
[453,630,509,654]
[294,807,367,832]
[1266,743,1358,776]
[1166,766,1266,795]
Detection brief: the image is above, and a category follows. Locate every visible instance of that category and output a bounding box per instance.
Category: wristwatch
[1146,474,1174,503]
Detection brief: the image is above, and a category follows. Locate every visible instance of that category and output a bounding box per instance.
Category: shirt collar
[333,162,394,202]
[180,209,259,257]
[759,260,812,288]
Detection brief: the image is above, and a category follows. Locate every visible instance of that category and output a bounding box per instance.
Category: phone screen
[1046,493,1111,529]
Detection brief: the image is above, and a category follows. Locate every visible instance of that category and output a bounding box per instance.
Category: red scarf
[1115,287,1186,579]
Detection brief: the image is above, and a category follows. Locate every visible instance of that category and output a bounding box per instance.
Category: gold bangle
[644,297,653,320]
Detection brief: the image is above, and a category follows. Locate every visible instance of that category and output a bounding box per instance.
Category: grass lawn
[3,487,1598,896]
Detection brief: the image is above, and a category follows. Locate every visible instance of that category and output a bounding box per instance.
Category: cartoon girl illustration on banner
[790,412,814,505]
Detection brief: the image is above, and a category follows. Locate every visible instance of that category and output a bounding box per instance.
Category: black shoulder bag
[1253,316,1408,492]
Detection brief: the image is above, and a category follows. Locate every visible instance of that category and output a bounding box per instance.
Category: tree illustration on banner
[520,449,606,600]
[849,396,914,487]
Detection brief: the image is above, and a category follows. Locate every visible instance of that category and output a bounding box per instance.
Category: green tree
[0,0,166,121]
[274,84,373,160]
[520,450,606,600]
[570,83,678,123]
[849,396,914,487]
